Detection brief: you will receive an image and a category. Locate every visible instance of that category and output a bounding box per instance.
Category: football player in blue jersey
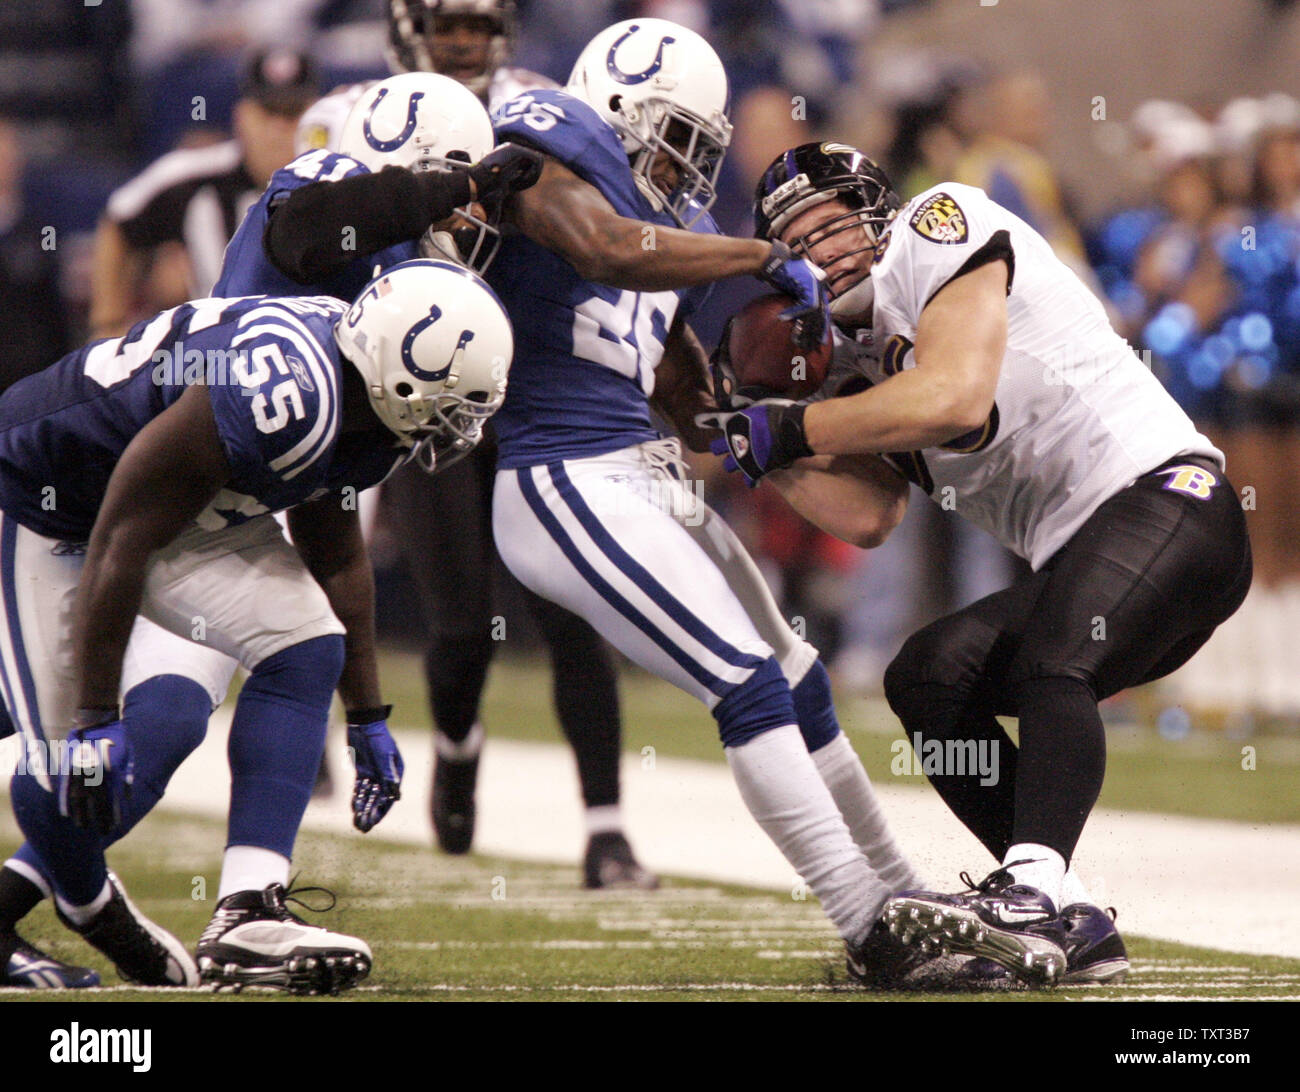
[482,19,933,986]
[0,259,514,992]
[0,72,540,990]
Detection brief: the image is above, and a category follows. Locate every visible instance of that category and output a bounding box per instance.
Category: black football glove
[468,142,545,205]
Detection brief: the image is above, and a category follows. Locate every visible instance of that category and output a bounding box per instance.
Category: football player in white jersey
[704,142,1252,986]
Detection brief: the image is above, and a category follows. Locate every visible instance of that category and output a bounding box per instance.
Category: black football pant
[884,456,1252,866]
[383,428,623,809]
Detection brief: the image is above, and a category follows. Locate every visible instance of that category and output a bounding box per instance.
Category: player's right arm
[263,163,473,284]
[508,157,776,291]
[71,384,232,714]
[263,144,542,284]
[766,453,910,549]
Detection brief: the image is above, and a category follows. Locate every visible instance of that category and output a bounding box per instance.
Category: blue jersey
[0,295,405,540]
[214,149,418,302]
[486,90,716,468]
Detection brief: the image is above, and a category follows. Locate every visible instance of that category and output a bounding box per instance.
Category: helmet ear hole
[395,381,414,397]
[609,94,622,113]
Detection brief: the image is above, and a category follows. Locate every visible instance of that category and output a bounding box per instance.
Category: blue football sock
[226,635,345,859]
[8,673,213,907]
[791,659,842,753]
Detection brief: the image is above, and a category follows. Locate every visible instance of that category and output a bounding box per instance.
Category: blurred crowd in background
[4,0,1300,727]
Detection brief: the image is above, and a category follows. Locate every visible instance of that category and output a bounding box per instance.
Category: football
[725,293,833,399]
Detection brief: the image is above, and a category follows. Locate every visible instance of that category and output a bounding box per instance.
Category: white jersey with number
[293,67,559,155]
[832,181,1223,570]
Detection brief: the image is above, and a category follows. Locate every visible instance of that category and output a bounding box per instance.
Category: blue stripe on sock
[548,462,766,673]
[517,466,733,698]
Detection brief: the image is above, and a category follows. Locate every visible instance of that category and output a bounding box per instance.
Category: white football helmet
[339,73,501,271]
[566,18,732,228]
[335,259,513,473]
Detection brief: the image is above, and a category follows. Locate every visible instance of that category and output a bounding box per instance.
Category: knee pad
[713,658,797,748]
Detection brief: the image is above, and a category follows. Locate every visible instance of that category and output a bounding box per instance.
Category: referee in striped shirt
[89,50,320,340]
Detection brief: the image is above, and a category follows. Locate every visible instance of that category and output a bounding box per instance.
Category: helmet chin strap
[829,274,875,325]
[633,173,666,213]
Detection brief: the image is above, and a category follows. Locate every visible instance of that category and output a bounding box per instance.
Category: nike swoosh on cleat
[989,905,1051,924]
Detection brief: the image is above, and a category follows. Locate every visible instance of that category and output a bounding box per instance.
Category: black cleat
[196,883,370,995]
[1059,903,1129,984]
[1,930,100,988]
[883,867,1068,987]
[583,832,659,891]
[845,918,945,989]
[56,871,197,986]
[432,752,479,855]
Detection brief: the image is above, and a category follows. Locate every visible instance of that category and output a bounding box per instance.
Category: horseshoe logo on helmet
[363,88,425,152]
[606,24,676,85]
[402,304,475,383]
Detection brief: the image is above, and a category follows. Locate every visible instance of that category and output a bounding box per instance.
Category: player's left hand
[695,400,815,486]
[469,142,545,204]
[58,716,133,835]
[756,241,832,352]
[347,711,404,833]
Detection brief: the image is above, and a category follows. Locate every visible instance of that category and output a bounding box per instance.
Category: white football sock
[811,733,924,892]
[1059,868,1093,908]
[218,845,290,900]
[55,878,113,926]
[585,804,624,837]
[727,724,890,943]
[1002,843,1066,908]
[435,722,484,762]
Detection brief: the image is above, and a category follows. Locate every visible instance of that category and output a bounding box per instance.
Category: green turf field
[385,651,1300,825]
[4,650,1296,1001]
[3,808,1298,1001]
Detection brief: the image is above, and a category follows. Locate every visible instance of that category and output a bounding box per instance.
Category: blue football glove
[57,716,133,835]
[695,399,815,487]
[757,241,832,352]
[347,709,404,833]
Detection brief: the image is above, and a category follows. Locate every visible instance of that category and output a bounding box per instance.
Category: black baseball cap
[239,49,321,116]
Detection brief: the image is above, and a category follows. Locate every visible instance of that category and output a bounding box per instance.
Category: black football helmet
[387,0,515,95]
[755,141,899,242]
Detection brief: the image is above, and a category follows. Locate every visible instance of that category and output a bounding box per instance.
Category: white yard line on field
[5,718,1298,959]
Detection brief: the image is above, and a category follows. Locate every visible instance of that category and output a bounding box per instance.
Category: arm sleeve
[263,167,473,284]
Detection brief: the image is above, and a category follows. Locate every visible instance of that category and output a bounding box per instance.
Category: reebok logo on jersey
[909,193,968,244]
[285,354,315,393]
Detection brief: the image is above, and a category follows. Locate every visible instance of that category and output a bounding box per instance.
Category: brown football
[725,293,833,399]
